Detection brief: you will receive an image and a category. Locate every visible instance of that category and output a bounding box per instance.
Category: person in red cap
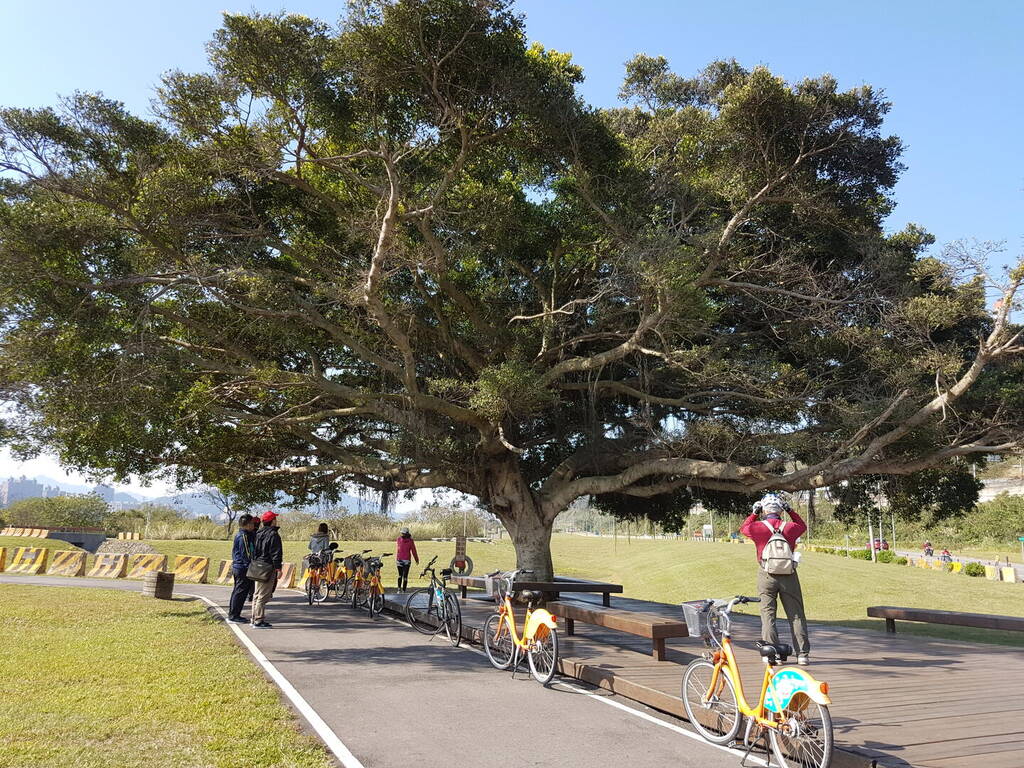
[251,510,283,628]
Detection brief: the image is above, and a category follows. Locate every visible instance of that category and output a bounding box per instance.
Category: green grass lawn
[0,584,332,768]
[151,534,1024,645]
[15,533,1020,646]
[0,534,84,553]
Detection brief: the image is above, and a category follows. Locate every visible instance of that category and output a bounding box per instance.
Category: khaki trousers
[757,569,810,655]
[252,575,277,624]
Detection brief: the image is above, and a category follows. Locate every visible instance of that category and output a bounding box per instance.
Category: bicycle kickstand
[510,647,523,680]
[738,720,769,768]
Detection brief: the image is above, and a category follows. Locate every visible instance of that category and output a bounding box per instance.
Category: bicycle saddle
[756,641,791,663]
[518,590,541,602]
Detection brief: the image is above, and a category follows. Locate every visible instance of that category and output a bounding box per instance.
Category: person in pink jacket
[395,527,419,593]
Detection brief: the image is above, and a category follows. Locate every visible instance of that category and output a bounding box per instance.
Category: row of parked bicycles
[303,543,391,617]
[302,545,831,767]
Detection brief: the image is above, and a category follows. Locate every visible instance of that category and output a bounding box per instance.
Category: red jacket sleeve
[785,509,807,540]
[411,540,418,562]
[740,513,759,540]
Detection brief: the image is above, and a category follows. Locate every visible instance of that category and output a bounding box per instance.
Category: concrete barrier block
[216,559,234,584]
[0,546,6,572]
[8,547,49,574]
[173,555,209,583]
[127,554,168,579]
[984,565,1001,581]
[1000,566,1017,583]
[46,550,87,577]
[87,553,128,578]
[279,562,296,588]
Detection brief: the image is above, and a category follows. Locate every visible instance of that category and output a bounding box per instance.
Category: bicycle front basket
[681,600,710,638]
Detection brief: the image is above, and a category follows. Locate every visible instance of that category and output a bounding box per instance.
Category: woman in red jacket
[395,527,419,593]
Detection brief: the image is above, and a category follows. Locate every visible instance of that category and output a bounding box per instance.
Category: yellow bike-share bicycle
[483,569,559,685]
[681,596,833,768]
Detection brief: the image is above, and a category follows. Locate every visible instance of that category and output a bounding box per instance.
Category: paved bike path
[1,575,752,768]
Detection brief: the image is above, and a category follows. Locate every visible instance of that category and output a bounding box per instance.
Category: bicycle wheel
[306,576,315,605]
[442,592,462,647]
[405,588,440,634]
[311,574,328,604]
[351,582,366,609]
[681,659,742,745]
[769,697,833,768]
[527,625,558,685]
[483,613,514,670]
[337,575,352,601]
[368,588,384,618]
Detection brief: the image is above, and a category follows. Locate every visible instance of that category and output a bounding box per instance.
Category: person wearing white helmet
[741,492,811,665]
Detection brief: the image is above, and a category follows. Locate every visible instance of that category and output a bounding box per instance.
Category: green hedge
[963,562,986,577]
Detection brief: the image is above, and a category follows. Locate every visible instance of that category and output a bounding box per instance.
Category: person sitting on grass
[227,513,257,623]
[740,493,810,666]
[395,526,419,593]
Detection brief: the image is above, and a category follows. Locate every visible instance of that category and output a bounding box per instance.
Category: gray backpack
[761,521,795,575]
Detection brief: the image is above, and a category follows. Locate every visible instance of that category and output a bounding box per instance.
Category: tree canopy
[1,0,1021,577]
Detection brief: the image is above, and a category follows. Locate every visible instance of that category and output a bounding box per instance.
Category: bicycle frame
[494,589,557,650]
[706,634,830,729]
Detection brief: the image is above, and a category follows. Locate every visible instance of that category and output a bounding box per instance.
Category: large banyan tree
[1,0,1021,577]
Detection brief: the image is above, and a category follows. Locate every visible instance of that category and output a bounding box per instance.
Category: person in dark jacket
[251,510,284,628]
[227,514,257,622]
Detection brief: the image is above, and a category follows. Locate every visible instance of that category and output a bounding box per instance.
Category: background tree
[204,486,243,534]
[1,0,1021,578]
[5,495,109,528]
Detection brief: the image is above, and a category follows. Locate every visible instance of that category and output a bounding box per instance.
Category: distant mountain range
[18,475,381,518]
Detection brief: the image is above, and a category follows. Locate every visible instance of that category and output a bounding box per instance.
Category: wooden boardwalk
[387,591,1024,768]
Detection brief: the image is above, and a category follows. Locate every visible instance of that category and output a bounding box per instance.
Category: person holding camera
[740,493,810,665]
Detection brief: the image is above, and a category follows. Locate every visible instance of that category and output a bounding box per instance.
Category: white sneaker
[797,654,810,666]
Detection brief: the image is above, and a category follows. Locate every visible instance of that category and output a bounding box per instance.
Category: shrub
[876,550,895,563]
[848,548,873,560]
[893,556,908,565]
[963,562,986,577]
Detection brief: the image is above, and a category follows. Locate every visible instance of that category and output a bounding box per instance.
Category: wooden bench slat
[548,600,687,660]
[867,606,1024,633]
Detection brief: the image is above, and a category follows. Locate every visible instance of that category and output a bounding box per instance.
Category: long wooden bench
[867,606,1024,634]
[548,599,688,660]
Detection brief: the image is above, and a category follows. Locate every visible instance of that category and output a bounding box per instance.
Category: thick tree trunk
[486,457,555,581]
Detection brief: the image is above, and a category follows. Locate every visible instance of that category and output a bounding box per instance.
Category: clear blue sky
[2,0,1022,268]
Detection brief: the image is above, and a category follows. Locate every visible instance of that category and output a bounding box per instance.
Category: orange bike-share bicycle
[681,596,833,768]
[304,543,339,605]
[483,569,559,685]
[353,552,392,618]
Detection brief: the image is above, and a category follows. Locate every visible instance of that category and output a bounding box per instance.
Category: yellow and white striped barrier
[0,546,6,572]
[7,547,49,574]
[87,553,128,578]
[173,555,209,583]
[984,565,1001,581]
[46,550,86,577]
[127,554,168,579]
[1000,566,1017,583]
[951,561,963,573]
[216,559,234,584]
[279,562,297,589]
[32,528,48,538]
